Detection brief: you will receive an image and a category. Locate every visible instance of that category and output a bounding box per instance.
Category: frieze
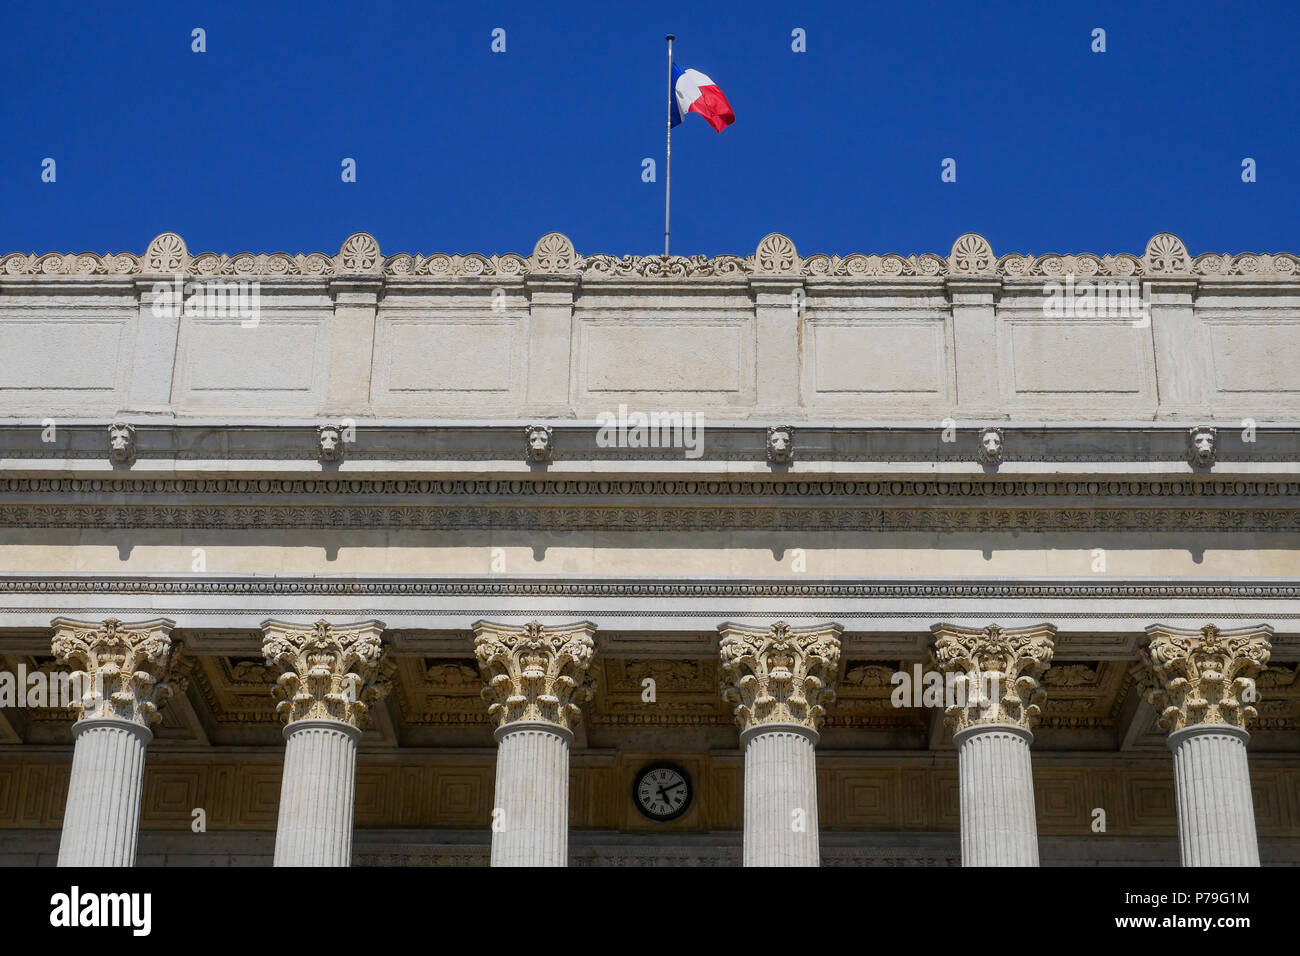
[3,231,1299,281]
[2,502,1297,533]
[2,476,1297,498]
[2,576,1299,600]
[9,608,1296,626]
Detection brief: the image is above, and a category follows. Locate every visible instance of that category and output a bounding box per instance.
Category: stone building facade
[0,230,1296,866]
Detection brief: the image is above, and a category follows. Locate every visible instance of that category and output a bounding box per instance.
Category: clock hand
[656,782,685,805]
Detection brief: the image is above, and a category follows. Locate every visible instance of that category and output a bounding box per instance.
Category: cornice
[2,475,1298,499]
[3,231,1297,282]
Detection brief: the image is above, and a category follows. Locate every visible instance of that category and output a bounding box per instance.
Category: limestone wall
[4,231,1300,423]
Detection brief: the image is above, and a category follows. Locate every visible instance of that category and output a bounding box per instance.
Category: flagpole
[665,34,674,257]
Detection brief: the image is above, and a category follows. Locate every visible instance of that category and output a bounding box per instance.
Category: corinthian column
[474,620,596,867]
[262,619,388,867]
[718,621,843,867]
[932,623,1056,867]
[1141,623,1272,867]
[51,617,179,867]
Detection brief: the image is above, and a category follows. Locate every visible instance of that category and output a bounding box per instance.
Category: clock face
[633,763,692,821]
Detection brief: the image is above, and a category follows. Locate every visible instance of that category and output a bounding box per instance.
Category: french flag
[670,63,735,132]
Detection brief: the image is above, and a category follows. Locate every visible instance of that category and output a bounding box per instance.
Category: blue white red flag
[669,63,735,132]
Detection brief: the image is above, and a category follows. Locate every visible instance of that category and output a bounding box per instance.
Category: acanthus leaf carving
[472,619,596,732]
[718,621,843,735]
[50,617,180,728]
[261,619,389,728]
[1140,623,1272,733]
[931,623,1056,733]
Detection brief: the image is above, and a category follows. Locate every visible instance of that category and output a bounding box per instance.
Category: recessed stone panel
[809,322,945,394]
[0,313,132,409]
[1209,322,1300,392]
[1007,323,1148,394]
[377,315,523,394]
[583,324,744,394]
[174,313,330,410]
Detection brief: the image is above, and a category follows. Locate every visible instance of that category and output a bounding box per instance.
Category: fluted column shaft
[50,616,178,868]
[954,723,1039,866]
[261,618,389,869]
[741,723,820,866]
[931,622,1055,867]
[490,721,571,867]
[272,719,361,867]
[474,619,597,869]
[57,718,151,866]
[718,620,842,868]
[931,622,1056,867]
[1141,623,1271,867]
[1170,725,1259,866]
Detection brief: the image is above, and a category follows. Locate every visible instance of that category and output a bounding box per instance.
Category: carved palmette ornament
[948,233,996,275]
[50,617,180,728]
[753,233,799,275]
[718,621,843,734]
[7,231,1299,280]
[261,619,389,728]
[336,233,382,274]
[473,620,597,731]
[143,232,188,274]
[931,623,1056,733]
[1144,233,1191,275]
[529,233,580,274]
[11,231,1300,281]
[1140,624,1272,733]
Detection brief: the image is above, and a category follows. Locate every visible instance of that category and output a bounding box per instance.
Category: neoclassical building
[0,231,1296,867]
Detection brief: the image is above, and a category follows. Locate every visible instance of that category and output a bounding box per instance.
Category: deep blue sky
[2,0,1296,260]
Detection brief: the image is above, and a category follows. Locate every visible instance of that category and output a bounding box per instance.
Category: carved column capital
[931,623,1056,734]
[472,620,597,733]
[50,617,179,729]
[1140,624,1272,733]
[261,619,390,729]
[718,621,843,736]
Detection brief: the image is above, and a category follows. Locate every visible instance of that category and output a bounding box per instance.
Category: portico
[0,230,1297,866]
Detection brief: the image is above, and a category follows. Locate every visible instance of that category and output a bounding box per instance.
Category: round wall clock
[633,762,692,821]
